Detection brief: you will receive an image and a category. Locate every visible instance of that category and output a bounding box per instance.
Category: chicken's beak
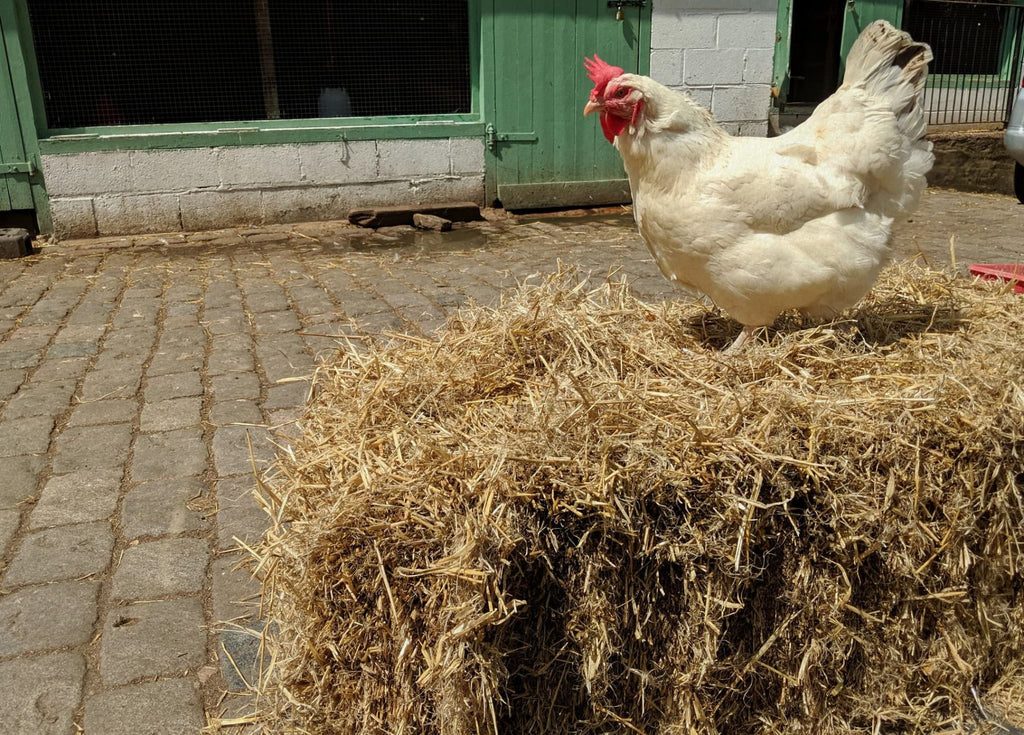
[583,100,602,117]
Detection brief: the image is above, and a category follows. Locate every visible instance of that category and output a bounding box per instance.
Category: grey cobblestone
[0,580,100,656]
[2,379,76,419]
[0,415,55,456]
[211,371,261,401]
[0,652,85,735]
[131,429,207,481]
[111,537,210,600]
[3,521,114,586]
[121,476,210,540]
[51,422,132,474]
[66,398,139,427]
[29,468,123,528]
[83,678,204,735]
[0,509,20,553]
[208,399,265,427]
[0,455,46,509]
[143,370,203,402]
[100,597,206,685]
[139,396,202,433]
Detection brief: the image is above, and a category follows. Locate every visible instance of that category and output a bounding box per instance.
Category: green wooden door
[0,16,34,215]
[487,0,650,209]
[840,0,904,76]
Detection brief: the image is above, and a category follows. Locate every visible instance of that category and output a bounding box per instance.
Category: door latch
[608,0,646,20]
[485,124,538,152]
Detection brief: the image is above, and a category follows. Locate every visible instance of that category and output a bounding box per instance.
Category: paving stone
[0,454,46,509]
[99,597,206,685]
[0,415,54,456]
[207,336,256,375]
[66,398,138,427]
[131,429,207,481]
[212,425,277,477]
[211,371,261,401]
[252,310,301,333]
[0,652,85,735]
[2,380,76,419]
[4,521,114,586]
[263,379,310,410]
[0,349,41,370]
[51,422,132,474]
[208,399,265,427]
[82,677,204,735]
[79,361,144,401]
[29,468,123,528]
[30,356,90,383]
[121,476,210,539]
[45,341,100,360]
[111,536,210,600]
[0,366,26,400]
[139,396,202,433]
[101,326,158,360]
[211,552,261,623]
[145,352,205,377]
[215,475,268,550]
[219,621,269,692]
[144,370,203,402]
[0,509,20,554]
[0,580,100,656]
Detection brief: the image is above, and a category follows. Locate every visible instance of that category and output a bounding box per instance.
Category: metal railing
[904,0,1024,128]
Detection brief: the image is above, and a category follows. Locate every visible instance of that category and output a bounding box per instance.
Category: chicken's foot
[724,326,756,354]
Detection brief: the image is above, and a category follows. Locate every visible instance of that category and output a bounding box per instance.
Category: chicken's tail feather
[844,20,934,214]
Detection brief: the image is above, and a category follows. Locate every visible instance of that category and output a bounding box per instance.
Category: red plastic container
[968,264,1024,293]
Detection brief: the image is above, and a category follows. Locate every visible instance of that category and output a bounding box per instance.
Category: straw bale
[248,263,1024,734]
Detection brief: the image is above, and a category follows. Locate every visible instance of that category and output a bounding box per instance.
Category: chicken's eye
[613,88,628,99]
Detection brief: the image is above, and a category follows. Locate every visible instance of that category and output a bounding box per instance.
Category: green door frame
[481,0,652,208]
[0,0,49,231]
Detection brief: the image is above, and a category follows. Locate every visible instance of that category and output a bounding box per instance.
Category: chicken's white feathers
[598,21,934,331]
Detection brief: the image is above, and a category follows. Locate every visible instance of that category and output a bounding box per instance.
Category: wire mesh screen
[903,0,1024,126]
[27,0,472,129]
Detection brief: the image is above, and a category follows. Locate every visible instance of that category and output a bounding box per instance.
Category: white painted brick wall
[42,137,486,237]
[649,1,774,134]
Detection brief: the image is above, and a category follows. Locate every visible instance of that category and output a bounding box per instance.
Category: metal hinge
[607,1,647,8]
[0,160,35,176]
[485,123,538,152]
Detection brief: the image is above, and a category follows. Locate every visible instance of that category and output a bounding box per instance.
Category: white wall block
[651,12,717,51]
[684,48,747,86]
[650,49,685,87]
[717,11,776,49]
[377,139,451,179]
[712,84,771,122]
[298,140,378,184]
[93,193,181,235]
[261,187,351,224]
[41,152,132,197]
[743,48,775,84]
[216,145,302,186]
[449,137,485,176]
[130,148,220,193]
[180,190,263,231]
[49,198,97,240]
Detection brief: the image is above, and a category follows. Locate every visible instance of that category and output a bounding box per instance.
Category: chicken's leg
[724,326,755,354]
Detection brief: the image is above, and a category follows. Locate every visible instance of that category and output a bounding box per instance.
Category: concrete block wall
[41,138,485,238]
[649,0,776,135]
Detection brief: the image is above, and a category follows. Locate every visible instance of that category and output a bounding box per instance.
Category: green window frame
[7,0,486,155]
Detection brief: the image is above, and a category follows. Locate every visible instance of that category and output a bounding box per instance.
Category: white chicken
[583,21,934,351]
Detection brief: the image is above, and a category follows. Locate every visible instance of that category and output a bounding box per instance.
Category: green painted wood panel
[489,0,648,208]
[840,0,904,77]
[0,0,39,215]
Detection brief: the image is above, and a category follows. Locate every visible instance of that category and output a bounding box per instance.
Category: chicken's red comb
[584,54,624,96]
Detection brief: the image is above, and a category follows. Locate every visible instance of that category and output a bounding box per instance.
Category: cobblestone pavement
[0,188,1020,734]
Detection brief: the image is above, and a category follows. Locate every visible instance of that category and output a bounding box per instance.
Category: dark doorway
[787,0,846,104]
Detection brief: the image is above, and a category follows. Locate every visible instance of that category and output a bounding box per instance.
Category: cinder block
[450,137,485,175]
[298,140,377,183]
[378,139,451,179]
[712,84,771,123]
[650,49,685,87]
[0,228,33,259]
[49,197,98,240]
[261,186,350,224]
[130,148,219,192]
[39,152,131,196]
[93,193,181,235]
[180,189,263,231]
[744,47,776,84]
[684,48,746,86]
[717,10,776,49]
[651,11,716,50]
[217,145,301,186]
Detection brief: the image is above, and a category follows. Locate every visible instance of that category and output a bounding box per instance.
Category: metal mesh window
[27,0,472,129]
